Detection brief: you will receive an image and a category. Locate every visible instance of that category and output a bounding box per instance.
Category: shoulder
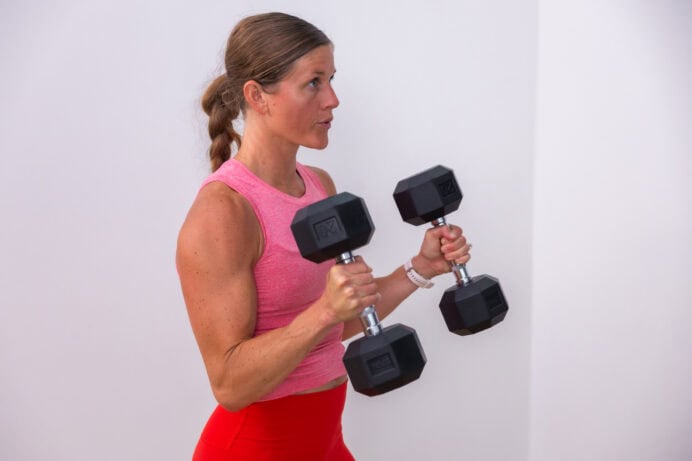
[177,181,262,269]
[182,181,257,236]
[304,165,337,196]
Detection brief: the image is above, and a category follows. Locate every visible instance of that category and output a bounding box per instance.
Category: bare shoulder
[177,181,261,273]
[305,165,337,196]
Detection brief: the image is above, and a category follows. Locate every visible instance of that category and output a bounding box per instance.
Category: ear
[243,80,269,114]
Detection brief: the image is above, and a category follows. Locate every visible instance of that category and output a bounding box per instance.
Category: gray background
[1,1,690,460]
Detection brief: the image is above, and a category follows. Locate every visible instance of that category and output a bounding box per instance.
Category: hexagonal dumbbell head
[342,324,426,396]
[392,165,462,225]
[439,275,508,335]
[291,192,374,263]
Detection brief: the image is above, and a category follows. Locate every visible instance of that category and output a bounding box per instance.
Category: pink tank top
[200,159,347,401]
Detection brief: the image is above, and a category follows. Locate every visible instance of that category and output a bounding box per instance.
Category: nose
[324,83,339,109]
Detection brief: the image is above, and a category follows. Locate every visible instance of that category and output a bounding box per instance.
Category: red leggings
[193,382,355,460]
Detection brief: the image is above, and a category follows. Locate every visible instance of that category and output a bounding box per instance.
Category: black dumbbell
[393,165,508,335]
[291,192,426,396]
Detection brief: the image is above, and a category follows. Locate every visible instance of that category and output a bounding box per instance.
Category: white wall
[3,1,688,460]
[531,1,692,460]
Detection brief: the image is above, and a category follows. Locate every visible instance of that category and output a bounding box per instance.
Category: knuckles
[323,261,380,320]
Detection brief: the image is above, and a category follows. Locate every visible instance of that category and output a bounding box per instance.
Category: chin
[305,138,330,150]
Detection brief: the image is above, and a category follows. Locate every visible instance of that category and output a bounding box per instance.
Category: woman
[176,12,470,460]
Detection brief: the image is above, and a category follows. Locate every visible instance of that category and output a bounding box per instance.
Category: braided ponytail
[201,13,331,172]
[201,75,242,172]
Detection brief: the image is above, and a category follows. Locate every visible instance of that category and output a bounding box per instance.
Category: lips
[318,117,333,128]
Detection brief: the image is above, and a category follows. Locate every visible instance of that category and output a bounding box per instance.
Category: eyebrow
[310,69,337,76]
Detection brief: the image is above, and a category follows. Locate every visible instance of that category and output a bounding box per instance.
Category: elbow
[218,401,247,413]
[211,383,252,413]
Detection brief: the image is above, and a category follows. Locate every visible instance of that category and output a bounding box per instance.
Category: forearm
[211,301,336,411]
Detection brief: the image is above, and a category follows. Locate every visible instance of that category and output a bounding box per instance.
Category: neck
[235,125,304,197]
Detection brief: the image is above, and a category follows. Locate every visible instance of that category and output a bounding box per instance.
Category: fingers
[335,269,378,298]
[338,256,374,285]
[342,260,379,299]
[444,242,472,265]
[436,224,472,264]
[325,258,381,321]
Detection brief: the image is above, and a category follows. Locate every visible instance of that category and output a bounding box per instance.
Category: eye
[308,78,320,88]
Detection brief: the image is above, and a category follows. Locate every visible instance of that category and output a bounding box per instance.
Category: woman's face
[263,45,339,150]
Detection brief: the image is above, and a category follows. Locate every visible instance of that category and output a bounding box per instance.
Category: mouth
[318,118,333,128]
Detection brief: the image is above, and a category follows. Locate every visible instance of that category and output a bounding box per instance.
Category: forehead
[288,45,336,76]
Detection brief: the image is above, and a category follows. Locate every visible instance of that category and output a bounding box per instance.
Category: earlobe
[243,80,268,114]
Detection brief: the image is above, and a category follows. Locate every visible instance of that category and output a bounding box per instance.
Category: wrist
[405,257,435,289]
[310,296,341,330]
[410,255,437,280]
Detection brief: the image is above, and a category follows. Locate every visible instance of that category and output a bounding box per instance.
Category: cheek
[272,93,317,134]
[287,104,313,129]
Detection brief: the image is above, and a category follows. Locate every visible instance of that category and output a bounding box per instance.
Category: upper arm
[176,182,262,386]
[306,165,337,196]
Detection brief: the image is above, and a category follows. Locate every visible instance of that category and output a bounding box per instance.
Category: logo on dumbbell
[313,217,341,241]
[367,353,395,376]
[438,179,457,197]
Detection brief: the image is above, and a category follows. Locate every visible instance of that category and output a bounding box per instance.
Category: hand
[319,256,381,324]
[411,224,471,279]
